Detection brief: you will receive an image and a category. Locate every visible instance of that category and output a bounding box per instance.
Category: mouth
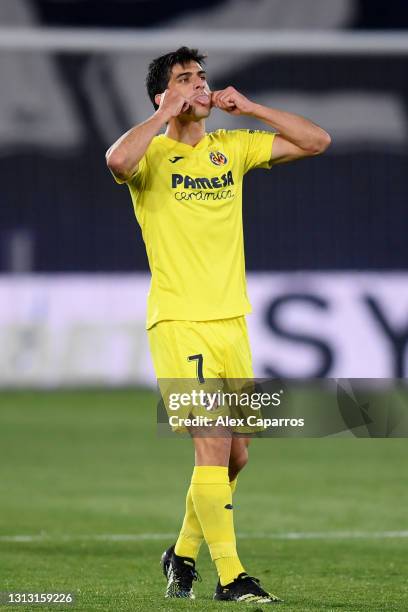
[193,94,210,106]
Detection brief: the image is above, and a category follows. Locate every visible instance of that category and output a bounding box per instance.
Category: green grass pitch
[1,389,407,611]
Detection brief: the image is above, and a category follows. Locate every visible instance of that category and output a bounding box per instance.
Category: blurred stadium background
[1,0,408,385]
[1,2,408,610]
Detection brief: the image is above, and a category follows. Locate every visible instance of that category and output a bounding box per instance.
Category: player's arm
[106,89,191,182]
[247,104,331,164]
[212,87,331,165]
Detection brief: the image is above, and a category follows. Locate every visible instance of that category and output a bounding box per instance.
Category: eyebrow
[175,70,207,80]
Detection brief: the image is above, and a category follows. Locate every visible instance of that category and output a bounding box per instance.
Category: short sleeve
[126,154,148,192]
[111,154,148,191]
[239,129,276,174]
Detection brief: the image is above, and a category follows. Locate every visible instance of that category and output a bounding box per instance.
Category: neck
[165,117,206,147]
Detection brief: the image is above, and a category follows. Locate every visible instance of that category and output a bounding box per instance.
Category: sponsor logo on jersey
[172,171,234,190]
[209,151,228,166]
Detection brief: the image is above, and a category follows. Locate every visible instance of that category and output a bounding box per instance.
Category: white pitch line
[1,531,408,543]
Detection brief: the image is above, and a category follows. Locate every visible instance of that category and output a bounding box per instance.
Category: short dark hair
[146,46,207,110]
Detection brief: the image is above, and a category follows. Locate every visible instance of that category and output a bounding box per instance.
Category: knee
[228,447,248,481]
[193,433,232,467]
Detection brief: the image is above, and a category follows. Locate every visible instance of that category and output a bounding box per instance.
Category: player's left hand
[211,87,255,116]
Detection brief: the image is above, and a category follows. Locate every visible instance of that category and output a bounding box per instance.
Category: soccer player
[106,47,330,604]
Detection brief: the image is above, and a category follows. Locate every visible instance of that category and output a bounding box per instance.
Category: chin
[191,106,211,120]
[180,106,210,123]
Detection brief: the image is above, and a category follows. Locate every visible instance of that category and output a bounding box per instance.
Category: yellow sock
[190,466,245,586]
[174,485,204,560]
[175,476,239,560]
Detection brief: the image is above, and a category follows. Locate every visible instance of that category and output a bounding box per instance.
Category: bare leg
[229,437,251,481]
[191,426,232,466]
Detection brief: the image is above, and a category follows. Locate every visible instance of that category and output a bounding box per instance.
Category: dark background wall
[30,0,408,29]
[1,0,407,272]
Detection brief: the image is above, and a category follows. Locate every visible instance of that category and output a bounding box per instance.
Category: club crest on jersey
[209,151,228,166]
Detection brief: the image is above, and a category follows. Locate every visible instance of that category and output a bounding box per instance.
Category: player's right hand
[156,89,191,120]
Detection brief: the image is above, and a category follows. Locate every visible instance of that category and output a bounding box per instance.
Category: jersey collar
[159,133,208,153]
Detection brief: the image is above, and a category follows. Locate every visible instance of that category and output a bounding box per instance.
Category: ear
[155,93,162,107]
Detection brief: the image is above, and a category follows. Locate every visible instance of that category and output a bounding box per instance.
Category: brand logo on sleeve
[209,151,228,166]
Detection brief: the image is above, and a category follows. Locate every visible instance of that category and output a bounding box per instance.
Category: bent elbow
[106,148,123,173]
[313,131,332,155]
[106,149,130,181]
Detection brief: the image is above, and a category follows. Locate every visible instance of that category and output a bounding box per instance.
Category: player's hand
[156,89,191,121]
[211,86,255,116]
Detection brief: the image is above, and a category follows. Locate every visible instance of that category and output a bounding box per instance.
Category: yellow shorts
[148,316,255,433]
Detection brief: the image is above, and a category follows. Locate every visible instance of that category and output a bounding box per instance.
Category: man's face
[167,60,211,120]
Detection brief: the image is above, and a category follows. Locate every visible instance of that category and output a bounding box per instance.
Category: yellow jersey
[122,129,275,329]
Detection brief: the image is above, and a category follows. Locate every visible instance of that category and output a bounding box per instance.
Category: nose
[194,77,204,90]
